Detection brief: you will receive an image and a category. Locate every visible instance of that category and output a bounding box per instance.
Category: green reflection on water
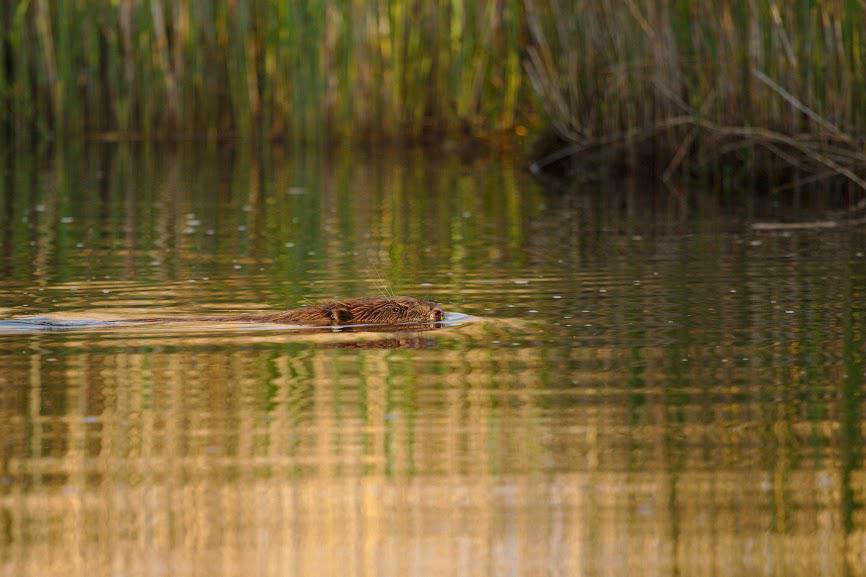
[0,146,865,576]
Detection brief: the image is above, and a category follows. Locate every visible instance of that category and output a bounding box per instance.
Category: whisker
[366,253,394,298]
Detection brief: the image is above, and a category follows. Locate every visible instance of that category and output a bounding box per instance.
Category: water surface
[1,146,865,577]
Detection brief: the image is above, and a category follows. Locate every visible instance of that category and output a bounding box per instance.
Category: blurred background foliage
[2,0,866,180]
[0,0,529,143]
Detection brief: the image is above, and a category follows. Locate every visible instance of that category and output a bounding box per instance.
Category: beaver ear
[327,307,351,324]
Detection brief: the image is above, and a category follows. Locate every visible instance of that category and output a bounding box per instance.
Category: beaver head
[341,296,444,324]
[270,296,445,326]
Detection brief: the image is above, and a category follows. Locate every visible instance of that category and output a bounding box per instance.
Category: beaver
[2,297,446,331]
[215,296,445,327]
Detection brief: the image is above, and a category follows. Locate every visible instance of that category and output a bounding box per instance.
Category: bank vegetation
[2,0,866,191]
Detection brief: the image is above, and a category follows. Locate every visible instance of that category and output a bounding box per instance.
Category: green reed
[4,0,866,180]
[0,0,528,143]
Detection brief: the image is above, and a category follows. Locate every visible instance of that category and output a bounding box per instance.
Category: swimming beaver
[1,297,446,331]
[233,296,445,326]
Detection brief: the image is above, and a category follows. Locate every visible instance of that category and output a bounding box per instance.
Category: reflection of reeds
[4,0,526,142]
[525,0,866,189]
[0,337,856,577]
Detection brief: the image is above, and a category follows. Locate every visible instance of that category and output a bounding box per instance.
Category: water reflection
[0,145,866,576]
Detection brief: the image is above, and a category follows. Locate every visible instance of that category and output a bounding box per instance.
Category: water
[1,146,866,577]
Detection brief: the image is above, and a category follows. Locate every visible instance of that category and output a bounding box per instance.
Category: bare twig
[752,221,839,231]
[753,216,866,230]
[752,68,851,144]
[662,91,716,182]
[770,170,841,194]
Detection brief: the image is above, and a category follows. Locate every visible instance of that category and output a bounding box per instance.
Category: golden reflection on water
[1,146,866,576]
[1,341,858,577]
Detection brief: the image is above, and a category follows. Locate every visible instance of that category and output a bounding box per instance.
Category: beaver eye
[392,306,401,313]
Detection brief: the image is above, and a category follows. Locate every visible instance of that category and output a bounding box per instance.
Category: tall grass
[4,0,866,192]
[0,0,527,143]
[525,0,866,191]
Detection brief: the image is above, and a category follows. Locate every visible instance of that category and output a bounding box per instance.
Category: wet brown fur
[256,296,443,326]
[195,296,444,327]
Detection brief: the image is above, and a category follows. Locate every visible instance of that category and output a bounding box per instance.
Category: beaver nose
[430,307,444,321]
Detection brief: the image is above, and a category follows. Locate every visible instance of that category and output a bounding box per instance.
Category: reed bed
[525,0,866,192]
[0,0,527,143]
[4,0,866,192]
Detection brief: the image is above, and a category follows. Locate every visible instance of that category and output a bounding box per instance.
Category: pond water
[1,146,865,577]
